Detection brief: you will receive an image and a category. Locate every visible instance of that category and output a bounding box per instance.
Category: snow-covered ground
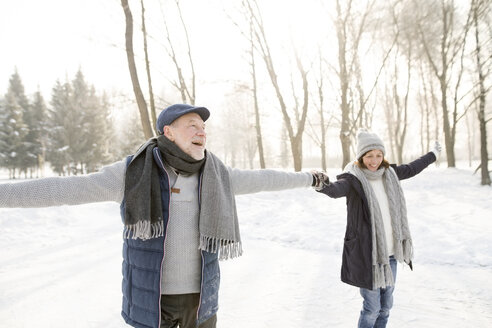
[0,165,491,327]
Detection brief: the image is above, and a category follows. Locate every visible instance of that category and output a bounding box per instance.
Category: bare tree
[414,0,471,167]
[242,0,309,171]
[306,52,332,171]
[383,51,410,164]
[334,0,354,167]
[226,4,267,168]
[140,0,157,131]
[120,0,153,139]
[332,0,395,167]
[465,111,476,167]
[471,0,491,185]
[218,85,258,169]
[316,70,329,171]
[248,14,266,168]
[382,0,416,164]
[160,0,196,105]
[416,60,440,155]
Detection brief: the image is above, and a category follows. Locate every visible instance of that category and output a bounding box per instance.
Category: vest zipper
[196,172,204,325]
[155,149,171,328]
[196,251,205,325]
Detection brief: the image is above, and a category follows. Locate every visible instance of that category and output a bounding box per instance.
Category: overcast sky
[0,0,129,96]
[0,0,261,99]
[0,0,330,100]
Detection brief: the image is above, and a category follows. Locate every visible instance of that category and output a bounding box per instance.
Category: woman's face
[362,149,384,172]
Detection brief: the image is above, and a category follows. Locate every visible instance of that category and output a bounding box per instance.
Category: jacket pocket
[344,234,358,250]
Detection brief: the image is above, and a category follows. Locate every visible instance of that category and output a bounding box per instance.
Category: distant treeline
[0,69,140,178]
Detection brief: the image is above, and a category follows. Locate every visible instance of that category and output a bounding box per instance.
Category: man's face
[163,112,206,160]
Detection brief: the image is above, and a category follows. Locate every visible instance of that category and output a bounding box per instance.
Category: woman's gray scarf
[124,135,242,260]
[345,162,413,289]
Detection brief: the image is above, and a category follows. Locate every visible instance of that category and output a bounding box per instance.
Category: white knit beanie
[356,130,385,160]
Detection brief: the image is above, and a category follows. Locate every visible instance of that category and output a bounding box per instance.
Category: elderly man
[0,104,325,328]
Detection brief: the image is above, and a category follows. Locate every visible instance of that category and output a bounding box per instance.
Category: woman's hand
[311,170,330,190]
[431,141,442,159]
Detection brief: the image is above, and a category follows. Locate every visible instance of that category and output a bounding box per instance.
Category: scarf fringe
[373,263,395,289]
[393,239,413,264]
[124,220,164,240]
[199,235,243,260]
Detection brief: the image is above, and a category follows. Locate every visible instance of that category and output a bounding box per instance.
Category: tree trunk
[121,0,153,139]
[440,78,456,167]
[175,0,196,105]
[249,21,265,169]
[465,113,474,167]
[478,106,490,185]
[140,0,157,133]
[473,0,491,185]
[291,137,303,172]
[253,86,266,169]
[318,77,327,172]
[292,51,309,172]
[336,0,352,168]
[397,48,411,164]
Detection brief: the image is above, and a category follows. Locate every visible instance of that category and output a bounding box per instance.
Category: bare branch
[175,0,196,104]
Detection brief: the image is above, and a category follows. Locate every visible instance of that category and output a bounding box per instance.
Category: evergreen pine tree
[69,70,90,173]
[47,69,114,174]
[0,91,28,178]
[8,70,29,110]
[47,80,75,175]
[82,88,114,172]
[0,97,6,170]
[6,70,31,177]
[115,107,145,158]
[31,90,48,177]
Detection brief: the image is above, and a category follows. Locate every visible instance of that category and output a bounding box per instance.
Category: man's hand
[431,141,442,159]
[311,170,329,190]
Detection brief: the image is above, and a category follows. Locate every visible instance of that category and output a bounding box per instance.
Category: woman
[316,130,441,328]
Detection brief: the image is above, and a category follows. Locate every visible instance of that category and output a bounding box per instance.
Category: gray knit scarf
[124,135,242,260]
[346,162,413,289]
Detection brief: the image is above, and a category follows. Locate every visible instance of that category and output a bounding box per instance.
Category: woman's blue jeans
[357,257,397,328]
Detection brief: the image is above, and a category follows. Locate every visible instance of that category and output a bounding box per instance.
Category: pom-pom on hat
[156,104,210,135]
[356,130,385,160]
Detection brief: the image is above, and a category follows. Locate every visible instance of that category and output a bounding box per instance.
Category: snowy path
[0,167,491,327]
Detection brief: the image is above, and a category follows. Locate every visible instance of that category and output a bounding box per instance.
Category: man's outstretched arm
[229,168,313,195]
[0,160,126,208]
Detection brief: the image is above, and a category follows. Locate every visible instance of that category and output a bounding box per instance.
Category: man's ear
[163,126,174,141]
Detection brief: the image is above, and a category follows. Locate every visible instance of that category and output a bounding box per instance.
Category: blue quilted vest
[120,149,220,328]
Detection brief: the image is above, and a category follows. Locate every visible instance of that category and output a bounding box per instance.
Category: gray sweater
[0,160,312,294]
[163,166,201,294]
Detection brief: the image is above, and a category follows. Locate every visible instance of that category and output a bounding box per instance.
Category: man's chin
[190,152,205,160]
